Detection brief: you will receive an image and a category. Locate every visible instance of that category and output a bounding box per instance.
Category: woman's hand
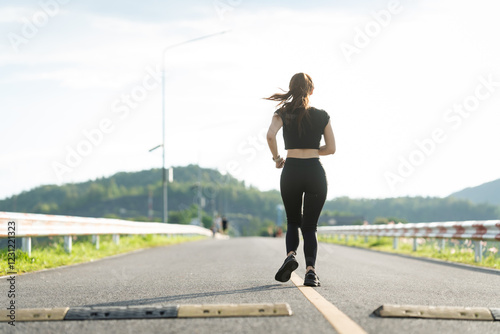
[275,157,285,169]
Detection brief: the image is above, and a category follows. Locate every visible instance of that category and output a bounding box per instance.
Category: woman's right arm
[267,114,285,168]
[319,120,336,156]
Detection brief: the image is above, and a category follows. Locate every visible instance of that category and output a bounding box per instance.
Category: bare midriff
[286,148,319,159]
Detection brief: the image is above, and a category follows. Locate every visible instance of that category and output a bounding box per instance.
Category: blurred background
[1,0,499,235]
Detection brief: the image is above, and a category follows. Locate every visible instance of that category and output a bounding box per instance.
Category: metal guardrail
[0,211,213,256]
[317,220,500,262]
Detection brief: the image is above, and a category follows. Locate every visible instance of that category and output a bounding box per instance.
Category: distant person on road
[215,215,222,233]
[265,73,336,287]
[211,222,217,238]
[222,216,228,234]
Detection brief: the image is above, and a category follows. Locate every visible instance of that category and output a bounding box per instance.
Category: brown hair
[265,73,314,135]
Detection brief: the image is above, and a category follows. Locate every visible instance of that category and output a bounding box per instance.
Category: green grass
[1,234,206,276]
[318,235,500,270]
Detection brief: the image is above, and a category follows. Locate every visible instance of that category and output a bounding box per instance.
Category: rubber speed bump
[178,303,292,318]
[64,305,179,320]
[0,303,292,322]
[374,304,500,321]
[1,308,69,321]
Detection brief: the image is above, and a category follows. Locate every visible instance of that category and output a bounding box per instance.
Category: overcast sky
[1,0,499,201]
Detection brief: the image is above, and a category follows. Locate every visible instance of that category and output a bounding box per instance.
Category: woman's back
[278,107,330,150]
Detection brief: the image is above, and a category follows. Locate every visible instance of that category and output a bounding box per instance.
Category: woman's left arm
[266,114,285,168]
[319,120,336,156]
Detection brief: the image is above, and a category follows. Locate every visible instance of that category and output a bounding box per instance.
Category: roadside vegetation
[0,234,205,275]
[318,235,500,270]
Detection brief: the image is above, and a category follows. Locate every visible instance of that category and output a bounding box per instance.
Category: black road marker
[65,305,179,320]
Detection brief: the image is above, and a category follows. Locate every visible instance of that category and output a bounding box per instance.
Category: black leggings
[280,158,327,268]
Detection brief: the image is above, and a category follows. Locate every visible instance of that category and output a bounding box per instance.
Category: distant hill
[449,178,500,206]
[0,165,283,236]
[0,165,250,219]
[1,166,498,237]
[323,196,498,223]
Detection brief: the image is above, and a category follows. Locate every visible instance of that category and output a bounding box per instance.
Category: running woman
[266,73,336,287]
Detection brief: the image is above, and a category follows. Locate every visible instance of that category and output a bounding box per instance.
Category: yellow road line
[291,272,367,334]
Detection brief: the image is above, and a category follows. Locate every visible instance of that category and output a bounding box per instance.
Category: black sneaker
[274,254,299,282]
[303,269,320,287]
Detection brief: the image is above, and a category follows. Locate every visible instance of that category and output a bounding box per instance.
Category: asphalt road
[2,237,499,334]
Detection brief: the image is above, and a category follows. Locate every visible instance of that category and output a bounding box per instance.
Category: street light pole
[161,67,167,224]
[160,30,229,224]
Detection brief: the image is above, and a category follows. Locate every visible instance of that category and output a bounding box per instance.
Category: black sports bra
[276,107,330,149]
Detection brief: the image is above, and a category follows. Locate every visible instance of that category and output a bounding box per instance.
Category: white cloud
[1,1,500,200]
